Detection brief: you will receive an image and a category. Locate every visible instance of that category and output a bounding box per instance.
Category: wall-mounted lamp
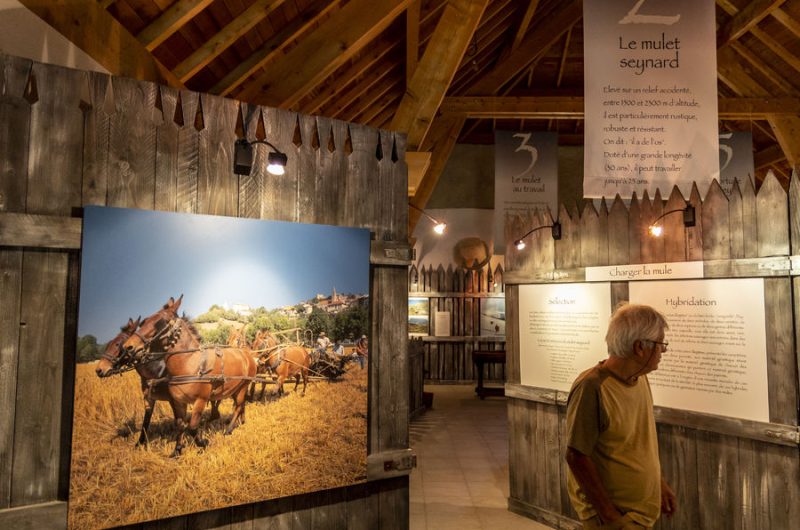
[409,203,447,235]
[513,221,562,250]
[647,204,696,237]
[233,138,288,176]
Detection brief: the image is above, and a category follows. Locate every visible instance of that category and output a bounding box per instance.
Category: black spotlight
[234,139,254,176]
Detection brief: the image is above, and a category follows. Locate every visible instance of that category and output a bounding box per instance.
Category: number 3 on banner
[619,0,680,25]
[512,133,538,181]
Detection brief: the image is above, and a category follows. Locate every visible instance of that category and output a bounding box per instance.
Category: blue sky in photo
[78,206,370,342]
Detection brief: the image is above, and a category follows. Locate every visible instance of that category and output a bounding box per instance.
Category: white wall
[0,0,108,73]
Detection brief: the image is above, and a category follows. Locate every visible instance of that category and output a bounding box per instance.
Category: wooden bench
[472,350,506,399]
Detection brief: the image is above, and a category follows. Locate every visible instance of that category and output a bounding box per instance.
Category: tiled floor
[409,385,551,530]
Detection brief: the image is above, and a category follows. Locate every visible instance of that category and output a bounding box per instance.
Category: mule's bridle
[99,331,136,375]
[126,317,182,363]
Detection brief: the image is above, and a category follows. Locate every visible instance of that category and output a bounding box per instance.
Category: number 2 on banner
[619,0,680,25]
[512,133,538,181]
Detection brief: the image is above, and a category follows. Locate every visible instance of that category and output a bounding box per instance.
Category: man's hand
[660,478,677,517]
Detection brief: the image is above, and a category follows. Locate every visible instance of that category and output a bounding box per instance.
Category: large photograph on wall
[69,206,371,529]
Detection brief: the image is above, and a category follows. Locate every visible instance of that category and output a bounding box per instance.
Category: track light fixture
[513,221,562,250]
[647,204,696,237]
[233,138,288,176]
[409,203,447,235]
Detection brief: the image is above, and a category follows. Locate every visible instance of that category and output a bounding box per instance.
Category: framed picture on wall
[409,297,430,336]
[480,297,506,336]
[70,206,371,529]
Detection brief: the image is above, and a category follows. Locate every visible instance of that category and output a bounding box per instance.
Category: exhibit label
[586,261,703,282]
[494,130,558,253]
[583,0,719,199]
[630,278,769,422]
[519,283,612,392]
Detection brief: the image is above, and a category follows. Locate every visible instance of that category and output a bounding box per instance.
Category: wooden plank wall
[0,54,410,530]
[504,175,800,529]
[408,263,505,383]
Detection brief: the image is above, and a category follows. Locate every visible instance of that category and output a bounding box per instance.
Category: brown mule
[95,317,221,446]
[248,329,280,401]
[270,345,311,397]
[122,296,257,457]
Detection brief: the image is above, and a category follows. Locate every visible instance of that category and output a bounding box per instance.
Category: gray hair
[605,303,668,358]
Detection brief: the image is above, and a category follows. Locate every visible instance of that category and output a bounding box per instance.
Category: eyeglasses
[644,340,669,351]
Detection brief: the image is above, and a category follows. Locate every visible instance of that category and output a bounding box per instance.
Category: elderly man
[565,304,677,530]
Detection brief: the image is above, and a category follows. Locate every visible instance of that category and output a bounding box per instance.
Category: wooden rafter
[173,0,288,83]
[750,27,800,74]
[303,39,400,115]
[755,144,787,169]
[729,41,795,95]
[319,59,400,119]
[718,46,800,168]
[439,96,800,120]
[20,0,183,88]
[391,0,490,149]
[237,0,411,108]
[406,0,421,85]
[467,0,581,96]
[717,0,785,47]
[771,8,800,39]
[507,0,541,54]
[408,117,466,235]
[212,0,340,97]
[343,70,402,123]
[137,0,215,52]
[555,27,572,87]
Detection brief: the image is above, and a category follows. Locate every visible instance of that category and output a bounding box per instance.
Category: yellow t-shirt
[566,362,661,527]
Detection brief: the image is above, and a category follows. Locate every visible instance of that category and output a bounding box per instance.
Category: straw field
[68,361,368,529]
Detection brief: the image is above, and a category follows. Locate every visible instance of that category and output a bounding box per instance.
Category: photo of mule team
[68,207,371,529]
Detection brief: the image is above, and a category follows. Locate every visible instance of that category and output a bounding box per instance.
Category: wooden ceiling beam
[391,0,490,149]
[409,117,466,235]
[718,45,800,169]
[173,0,287,83]
[750,27,800,74]
[318,59,400,119]
[344,73,401,123]
[238,0,411,108]
[755,144,786,169]
[729,41,795,95]
[717,0,785,47]
[406,0,421,84]
[439,96,800,119]
[137,0,215,52]
[467,0,581,96]
[19,0,183,88]
[302,39,399,115]
[507,0,541,54]
[99,0,116,9]
[771,8,800,39]
[555,28,572,88]
[338,63,402,123]
[358,88,404,126]
[213,0,339,96]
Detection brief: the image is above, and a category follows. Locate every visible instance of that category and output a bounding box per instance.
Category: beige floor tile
[410,384,556,530]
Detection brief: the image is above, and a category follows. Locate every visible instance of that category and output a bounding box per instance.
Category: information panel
[630,279,769,422]
[519,283,612,391]
[583,0,719,199]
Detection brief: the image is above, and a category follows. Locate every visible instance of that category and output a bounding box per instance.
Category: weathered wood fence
[504,175,800,529]
[408,263,505,383]
[0,54,412,529]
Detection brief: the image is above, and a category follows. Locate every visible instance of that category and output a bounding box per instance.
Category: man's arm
[565,447,623,523]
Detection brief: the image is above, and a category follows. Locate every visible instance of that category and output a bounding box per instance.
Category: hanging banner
[494,130,558,254]
[583,0,719,199]
[719,131,754,197]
